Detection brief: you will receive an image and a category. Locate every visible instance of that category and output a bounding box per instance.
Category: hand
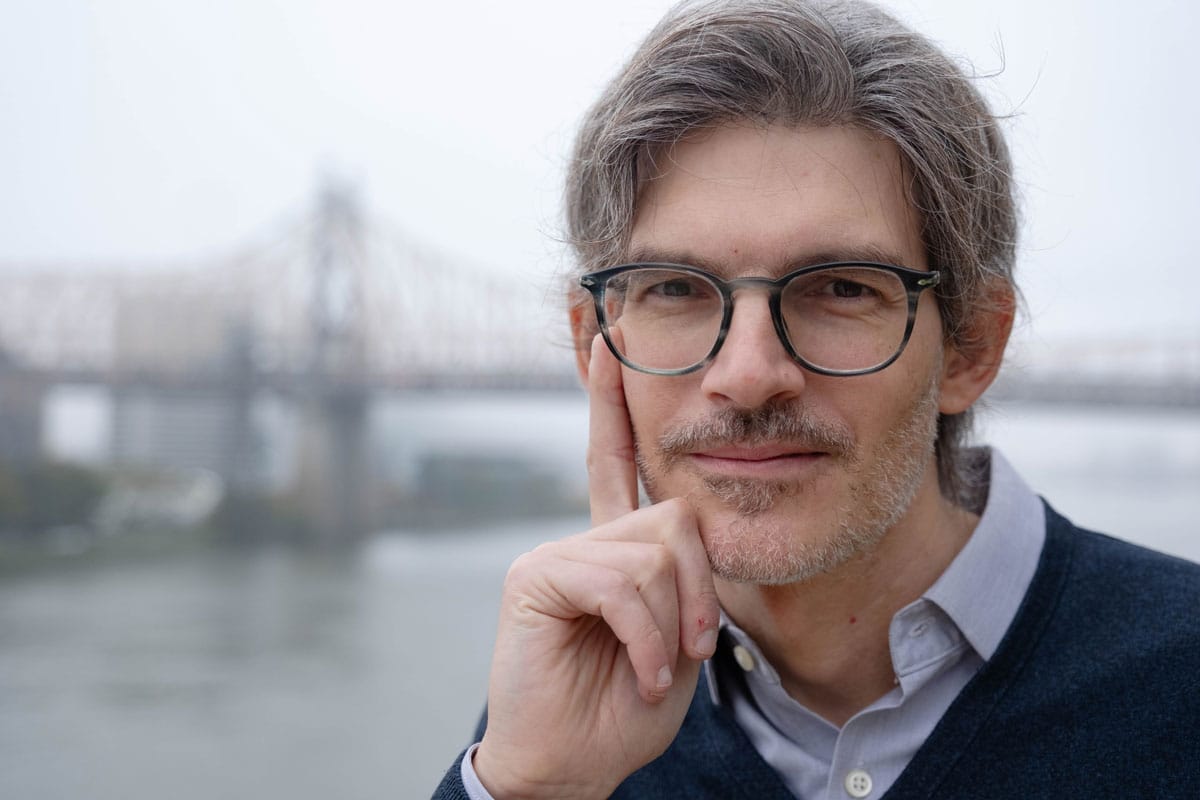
[472,335,720,799]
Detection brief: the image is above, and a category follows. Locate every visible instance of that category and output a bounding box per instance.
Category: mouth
[688,444,829,479]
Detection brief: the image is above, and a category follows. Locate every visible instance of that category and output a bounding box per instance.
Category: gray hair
[564,0,1017,508]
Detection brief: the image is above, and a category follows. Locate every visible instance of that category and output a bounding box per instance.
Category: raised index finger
[587,333,639,526]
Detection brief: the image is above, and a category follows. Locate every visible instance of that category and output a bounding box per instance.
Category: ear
[938,283,1016,415]
[569,298,597,384]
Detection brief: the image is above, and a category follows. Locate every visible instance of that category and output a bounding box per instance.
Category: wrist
[473,739,609,800]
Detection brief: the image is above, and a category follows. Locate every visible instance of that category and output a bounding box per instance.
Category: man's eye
[830,279,867,299]
[655,279,696,297]
[624,271,716,304]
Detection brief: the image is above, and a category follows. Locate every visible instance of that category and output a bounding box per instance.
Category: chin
[695,495,893,585]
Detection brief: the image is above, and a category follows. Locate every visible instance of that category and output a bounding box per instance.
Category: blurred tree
[0,463,28,532]
[0,460,107,535]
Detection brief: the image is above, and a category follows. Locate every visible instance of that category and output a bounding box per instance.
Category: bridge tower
[0,356,46,465]
[293,178,371,543]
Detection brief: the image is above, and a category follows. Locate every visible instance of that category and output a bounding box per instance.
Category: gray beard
[635,377,940,585]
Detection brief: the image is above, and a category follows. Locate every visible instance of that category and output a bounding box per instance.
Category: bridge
[0,181,1196,539]
[0,180,578,540]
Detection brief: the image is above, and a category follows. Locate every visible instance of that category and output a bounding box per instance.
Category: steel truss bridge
[0,182,1196,538]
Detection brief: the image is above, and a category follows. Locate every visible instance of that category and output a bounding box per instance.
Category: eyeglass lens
[600,266,912,373]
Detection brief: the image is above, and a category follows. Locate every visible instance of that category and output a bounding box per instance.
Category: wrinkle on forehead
[629,122,926,275]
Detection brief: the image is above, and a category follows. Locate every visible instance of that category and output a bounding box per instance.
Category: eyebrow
[623,244,917,275]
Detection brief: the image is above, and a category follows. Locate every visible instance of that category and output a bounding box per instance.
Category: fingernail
[695,628,718,658]
[656,665,673,690]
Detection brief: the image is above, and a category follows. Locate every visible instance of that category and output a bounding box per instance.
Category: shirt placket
[822,601,969,799]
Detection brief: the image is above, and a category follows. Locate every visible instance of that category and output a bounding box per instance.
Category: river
[1,397,1198,799]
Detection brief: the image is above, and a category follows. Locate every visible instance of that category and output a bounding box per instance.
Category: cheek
[624,371,672,424]
[878,307,946,404]
[910,301,947,368]
[621,371,688,442]
[824,361,936,454]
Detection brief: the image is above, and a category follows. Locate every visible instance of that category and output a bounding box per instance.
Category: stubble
[636,377,941,585]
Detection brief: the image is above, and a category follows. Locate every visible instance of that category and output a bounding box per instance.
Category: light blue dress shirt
[462,450,1046,799]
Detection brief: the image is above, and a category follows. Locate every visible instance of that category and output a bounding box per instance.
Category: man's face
[622,123,950,585]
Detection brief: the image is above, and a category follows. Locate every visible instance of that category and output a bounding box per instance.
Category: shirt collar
[922,448,1046,660]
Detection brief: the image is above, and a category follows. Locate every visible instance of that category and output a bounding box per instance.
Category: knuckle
[586,445,636,475]
[530,541,558,558]
[612,441,638,464]
[650,498,698,542]
[644,543,674,579]
[660,496,690,512]
[596,570,637,603]
[637,619,665,649]
[656,497,694,524]
[504,544,553,585]
[601,381,629,409]
[694,584,721,612]
[503,551,536,586]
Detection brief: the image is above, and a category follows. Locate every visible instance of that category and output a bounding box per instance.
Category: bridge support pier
[0,367,46,464]
[294,386,369,543]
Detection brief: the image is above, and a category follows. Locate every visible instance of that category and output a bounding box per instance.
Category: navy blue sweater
[435,504,1200,798]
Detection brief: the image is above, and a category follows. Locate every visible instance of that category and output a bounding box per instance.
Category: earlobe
[938,285,1016,415]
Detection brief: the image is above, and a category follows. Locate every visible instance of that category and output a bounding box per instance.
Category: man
[435,1,1200,797]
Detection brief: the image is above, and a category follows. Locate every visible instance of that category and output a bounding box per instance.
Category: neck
[715,472,979,727]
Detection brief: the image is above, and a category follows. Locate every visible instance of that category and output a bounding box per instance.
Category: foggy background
[1,1,1198,797]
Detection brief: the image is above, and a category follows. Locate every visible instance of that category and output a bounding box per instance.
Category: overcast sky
[2,0,1198,352]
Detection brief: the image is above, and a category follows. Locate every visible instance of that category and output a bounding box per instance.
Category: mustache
[655,401,855,465]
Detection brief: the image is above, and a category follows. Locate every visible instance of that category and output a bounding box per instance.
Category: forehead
[629,124,926,275]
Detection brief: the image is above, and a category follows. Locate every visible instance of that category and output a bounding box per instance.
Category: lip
[688,445,828,479]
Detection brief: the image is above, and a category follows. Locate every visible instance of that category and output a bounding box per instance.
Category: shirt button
[910,621,928,638]
[732,644,756,672]
[844,769,873,798]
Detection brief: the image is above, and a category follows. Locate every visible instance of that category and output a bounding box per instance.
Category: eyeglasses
[580,261,941,377]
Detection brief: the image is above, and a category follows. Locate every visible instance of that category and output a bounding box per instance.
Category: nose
[699,289,807,408]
